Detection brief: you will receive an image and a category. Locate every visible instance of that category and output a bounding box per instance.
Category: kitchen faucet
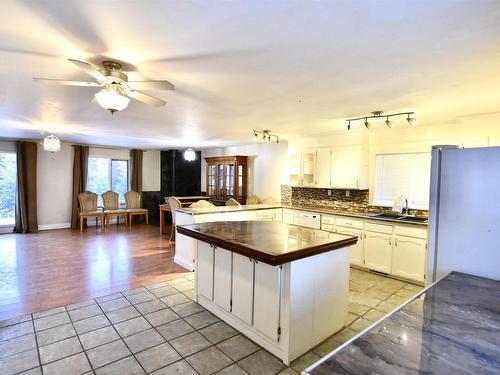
[404,199,409,215]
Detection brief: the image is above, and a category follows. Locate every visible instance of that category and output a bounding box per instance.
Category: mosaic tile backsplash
[281,185,428,216]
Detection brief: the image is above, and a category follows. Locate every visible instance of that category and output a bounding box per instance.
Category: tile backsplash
[281,185,428,215]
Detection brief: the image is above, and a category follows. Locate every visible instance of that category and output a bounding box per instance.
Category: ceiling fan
[33,59,175,113]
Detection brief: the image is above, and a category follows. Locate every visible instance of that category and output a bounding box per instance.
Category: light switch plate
[327,189,332,196]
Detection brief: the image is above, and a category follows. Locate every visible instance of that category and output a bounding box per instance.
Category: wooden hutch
[205,155,248,205]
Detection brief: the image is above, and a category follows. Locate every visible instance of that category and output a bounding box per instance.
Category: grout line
[65,304,96,375]
[30,313,44,375]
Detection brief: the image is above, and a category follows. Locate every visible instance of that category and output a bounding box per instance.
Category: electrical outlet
[345,190,350,197]
[327,189,332,196]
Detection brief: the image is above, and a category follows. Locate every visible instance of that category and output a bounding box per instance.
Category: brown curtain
[71,145,89,229]
[14,141,38,233]
[130,149,143,193]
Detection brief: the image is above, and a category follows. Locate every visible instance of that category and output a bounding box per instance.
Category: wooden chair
[225,198,241,207]
[102,191,128,227]
[168,196,182,242]
[125,191,149,226]
[189,200,215,208]
[77,191,105,232]
[246,195,262,204]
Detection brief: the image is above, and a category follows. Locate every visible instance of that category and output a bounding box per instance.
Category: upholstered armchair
[125,191,148,226]
[167,196,182,242]
[77,191,105,231]
[225,198,241,207]
[102,191,128,227]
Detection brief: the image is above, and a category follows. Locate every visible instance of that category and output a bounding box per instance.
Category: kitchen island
[176,221,357,365]
[305,271,500,374]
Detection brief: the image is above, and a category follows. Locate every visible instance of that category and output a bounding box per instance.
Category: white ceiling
[1,0,500,149]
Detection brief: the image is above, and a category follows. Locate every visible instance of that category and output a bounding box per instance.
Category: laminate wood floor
[0,224,188,321]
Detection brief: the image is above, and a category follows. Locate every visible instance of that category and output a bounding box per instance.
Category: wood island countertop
[176,221,357,266]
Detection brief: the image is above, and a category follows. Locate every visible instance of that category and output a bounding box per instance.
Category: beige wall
[201,141,289,201]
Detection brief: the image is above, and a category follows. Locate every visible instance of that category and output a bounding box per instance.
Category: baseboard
[38,223,71,231]
[174,255,194,271]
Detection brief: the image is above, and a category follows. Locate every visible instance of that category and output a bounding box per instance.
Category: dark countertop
[176,221,357,266]
[306,272,500,375]
[284,205,428,226]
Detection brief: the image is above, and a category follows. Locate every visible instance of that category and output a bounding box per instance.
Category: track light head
[385,117,392,128]
[252,131,258,142]
[407,115,417,126]
[364,118,371,130]
[347,120,351,131]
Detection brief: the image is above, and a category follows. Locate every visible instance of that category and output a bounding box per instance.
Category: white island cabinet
[177,221,356,365]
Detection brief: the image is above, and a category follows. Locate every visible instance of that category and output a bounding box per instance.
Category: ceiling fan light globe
[95,88,130,112]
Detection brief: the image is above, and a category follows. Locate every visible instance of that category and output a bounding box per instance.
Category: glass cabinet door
[217,164,224,199]
[225,163,235,197]
[238,165,244,198]
[207,164,216,196]
[301,151,316,186]
[289,151,301,185]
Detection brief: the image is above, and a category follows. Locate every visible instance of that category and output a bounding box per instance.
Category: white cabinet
[283,210,294,224]
[392,235,426,283]
[213,248,232,311]
[337,227,364,267]
[315,147,331,187]
[232,254,254,325]
[331,145,368,189]
[197,242,214,300]
[288,149,317,186]
[364,231,392,274]
[253,262,281,342]
[256,209,282,222]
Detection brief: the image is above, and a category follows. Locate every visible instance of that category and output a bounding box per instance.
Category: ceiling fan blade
[126,89,166,107]
[33,78,102,87]
[127,80,175,91]
[68,59,107,82]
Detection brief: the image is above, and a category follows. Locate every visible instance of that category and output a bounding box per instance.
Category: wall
[143,150,160,191]
[37,143,74,229]
[287,112,500,208]
[201,141,289,201]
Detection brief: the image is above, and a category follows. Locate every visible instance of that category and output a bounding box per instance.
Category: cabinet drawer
[394,225,427,239]
[335,217,364,230]
[321,223,336,233]
[321,215,336,225]
[365,222,392,234]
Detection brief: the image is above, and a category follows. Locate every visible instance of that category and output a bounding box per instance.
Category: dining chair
[101,190,128,227]
[77,191,105,232]
[168,196,182,242]
[125,191,149,226]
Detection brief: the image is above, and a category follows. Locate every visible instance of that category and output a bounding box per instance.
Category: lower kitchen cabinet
[214,248,232,311]
[337,226,364,267]
[197,242,214,300]
[392,235,426,282]
[232,254,254,325]
[364,231,392,274]
[253,261,281,342]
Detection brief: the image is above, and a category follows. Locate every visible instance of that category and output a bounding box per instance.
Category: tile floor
[0,268,423,375]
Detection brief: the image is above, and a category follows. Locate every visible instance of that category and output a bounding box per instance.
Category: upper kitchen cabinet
[331,145,368,189]
[288,145,368,189]
[288,149,317,187]
[205,155,248,205]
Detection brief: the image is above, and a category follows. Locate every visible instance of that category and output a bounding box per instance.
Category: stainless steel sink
[371,213,405,219]
[371,212,428,223]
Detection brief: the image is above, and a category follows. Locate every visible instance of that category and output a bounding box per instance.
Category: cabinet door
[364,231,392,273]
[232,254,254,325]
[283,211,294,224]
[316,147,331,188]
[301,149,316,186]
[253,262,281,342]
[331,147,361,189]
[337,227,364,267]
[392,236,426,282]
[213,248,232,311]
[289,151,301,185]
[197,242,214,300]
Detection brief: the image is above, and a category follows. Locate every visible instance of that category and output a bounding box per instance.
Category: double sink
[370,212,429,223]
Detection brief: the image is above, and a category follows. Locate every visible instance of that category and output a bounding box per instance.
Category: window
[373,152,431,210]
[0,152,17,226]
[87,157,129,205]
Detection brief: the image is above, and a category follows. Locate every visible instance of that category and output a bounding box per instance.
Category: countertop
[175,203,282,215]
[176,221,357,266]
[306,272,500,375]
[284,205,428,226]
[175,203,428,226]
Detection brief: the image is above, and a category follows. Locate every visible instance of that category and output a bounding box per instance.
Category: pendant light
[43,134,61,153]
[184,148,196,161]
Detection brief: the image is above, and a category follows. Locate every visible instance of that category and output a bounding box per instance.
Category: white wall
[201,141,288,201]
[37,143,74,229]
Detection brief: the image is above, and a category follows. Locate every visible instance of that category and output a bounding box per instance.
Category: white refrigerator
[427,145,500,284]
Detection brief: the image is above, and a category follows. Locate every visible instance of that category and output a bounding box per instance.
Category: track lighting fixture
[252,129,280,144]
[345,110,416,130]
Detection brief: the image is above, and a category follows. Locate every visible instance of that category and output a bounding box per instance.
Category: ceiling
[1,0,500,149]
